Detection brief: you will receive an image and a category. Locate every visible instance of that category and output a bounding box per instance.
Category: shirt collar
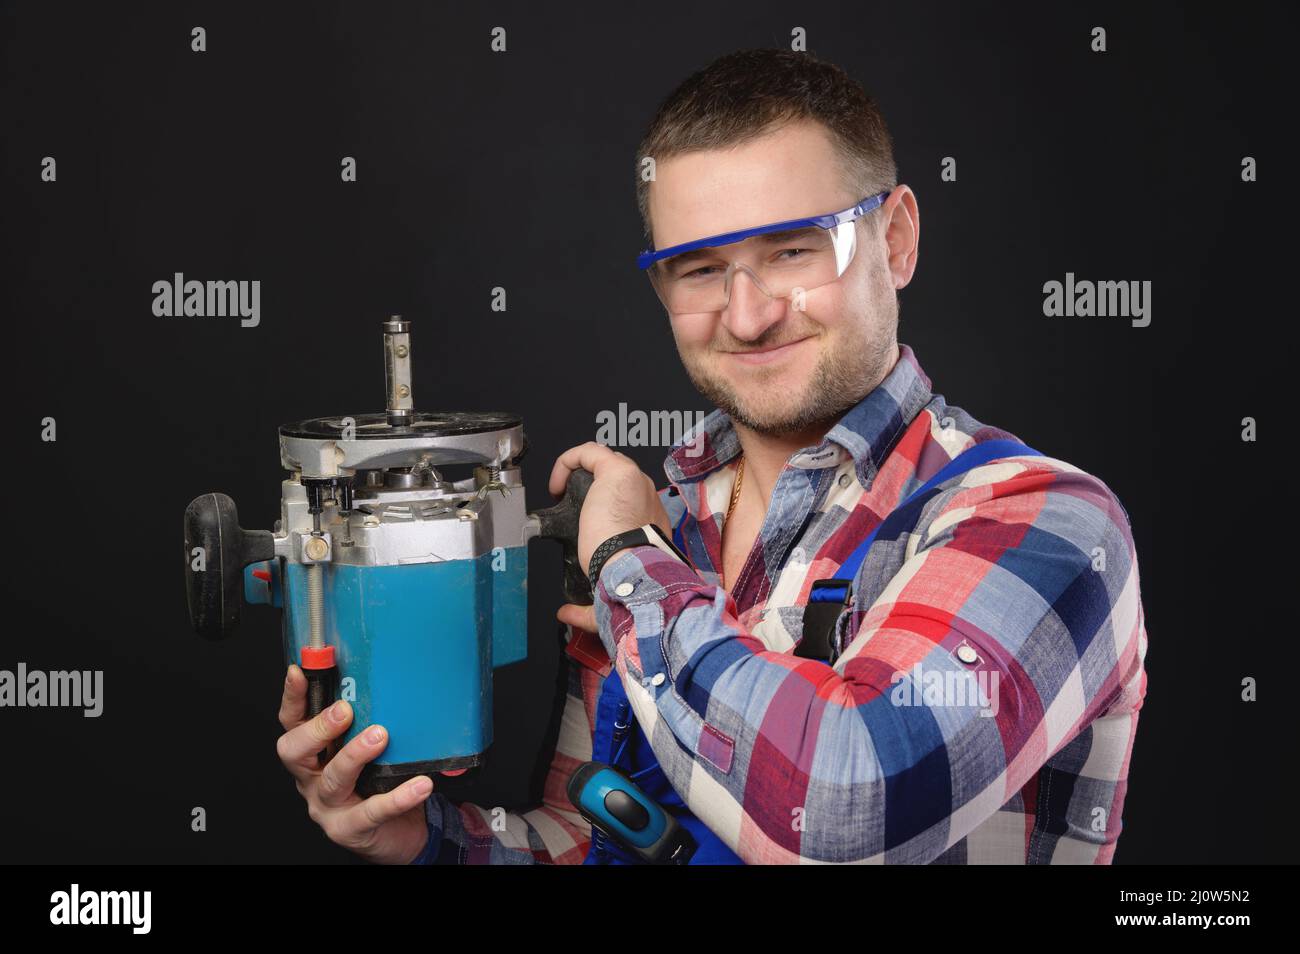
[663,342,934,488]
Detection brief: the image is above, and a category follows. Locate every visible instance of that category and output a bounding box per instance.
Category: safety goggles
[638,191,890,315]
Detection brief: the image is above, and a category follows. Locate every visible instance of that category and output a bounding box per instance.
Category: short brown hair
[635,48,898,247]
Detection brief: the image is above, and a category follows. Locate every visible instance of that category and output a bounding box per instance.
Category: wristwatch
[588,523,689,595]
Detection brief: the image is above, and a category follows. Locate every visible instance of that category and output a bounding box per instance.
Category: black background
[0,1,1286,864]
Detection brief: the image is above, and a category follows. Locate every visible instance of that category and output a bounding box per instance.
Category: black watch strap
[588,524,687,595]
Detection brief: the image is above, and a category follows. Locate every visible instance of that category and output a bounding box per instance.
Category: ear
[880,186,920,289]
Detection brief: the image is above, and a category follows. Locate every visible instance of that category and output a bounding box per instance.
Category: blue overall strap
[809,438,1044,605]
[672,506,687,554]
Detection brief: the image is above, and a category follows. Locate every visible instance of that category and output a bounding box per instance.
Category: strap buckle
[797,578,853,662]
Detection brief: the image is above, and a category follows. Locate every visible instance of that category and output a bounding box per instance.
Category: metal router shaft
[382,316,413,427]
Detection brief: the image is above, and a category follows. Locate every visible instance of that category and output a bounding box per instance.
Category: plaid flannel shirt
[411,342,1149,864]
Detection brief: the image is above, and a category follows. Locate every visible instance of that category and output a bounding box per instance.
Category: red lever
[252,568,271,582]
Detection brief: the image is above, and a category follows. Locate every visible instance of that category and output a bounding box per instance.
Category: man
[276,48,1148,864]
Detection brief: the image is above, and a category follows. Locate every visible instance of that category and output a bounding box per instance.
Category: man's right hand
[277,664,434,865]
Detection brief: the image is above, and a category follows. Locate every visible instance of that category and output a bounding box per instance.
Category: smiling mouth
[723,336,813,365]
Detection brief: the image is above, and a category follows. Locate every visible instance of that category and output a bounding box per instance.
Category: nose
[721,264,785,341]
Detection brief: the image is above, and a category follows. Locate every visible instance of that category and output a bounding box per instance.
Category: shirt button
[614,581,636,597]
[956,644,979,664]
[651,673,666,686]
[838,472,852,488]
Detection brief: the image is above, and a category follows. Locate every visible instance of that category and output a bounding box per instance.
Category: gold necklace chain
[721,454,744,589]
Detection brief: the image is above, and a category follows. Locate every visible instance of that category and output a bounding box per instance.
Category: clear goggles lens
[647,218,858,315]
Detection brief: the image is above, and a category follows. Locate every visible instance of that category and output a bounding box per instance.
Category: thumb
[556,602,597,633]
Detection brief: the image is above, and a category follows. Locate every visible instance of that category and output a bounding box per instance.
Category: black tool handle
[183,492,276,640]
[533,468,595,605]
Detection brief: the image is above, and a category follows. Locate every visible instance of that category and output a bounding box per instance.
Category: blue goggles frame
[637,190,891,271]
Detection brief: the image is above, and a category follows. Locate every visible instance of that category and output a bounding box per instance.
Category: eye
[775,247,811,261]
[678,264,723,280]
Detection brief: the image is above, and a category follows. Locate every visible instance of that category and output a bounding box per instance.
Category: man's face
[647,119,915,438]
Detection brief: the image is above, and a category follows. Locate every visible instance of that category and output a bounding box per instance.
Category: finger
[277,699,354,777]
[277,664,308,731]
[548,441,625,497]
[317,723,390,808]
[556,602,597,633]
[342,776,434,838]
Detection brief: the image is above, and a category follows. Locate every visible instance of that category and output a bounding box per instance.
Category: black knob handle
[533,468,595,606]
[183,492,275,640]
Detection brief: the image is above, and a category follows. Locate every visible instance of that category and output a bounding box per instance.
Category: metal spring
[306,563,324,649]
